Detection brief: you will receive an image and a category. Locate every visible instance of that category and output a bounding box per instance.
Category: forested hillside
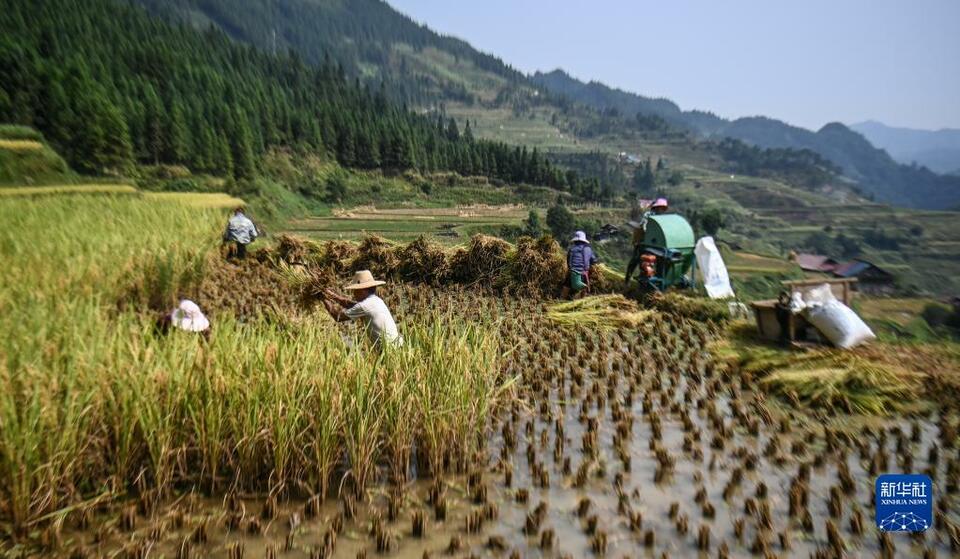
[0,0,589,193]
[135,0,524,105]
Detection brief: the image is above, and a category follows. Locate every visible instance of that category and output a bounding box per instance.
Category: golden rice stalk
[547,295,654,330]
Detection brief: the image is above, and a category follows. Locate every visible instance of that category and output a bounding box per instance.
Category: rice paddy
[0,183,137,197]
[0,139,43,151]
[3,194,960,558]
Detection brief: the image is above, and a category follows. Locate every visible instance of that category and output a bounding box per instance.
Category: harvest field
[2,192,960,559]
[286,205,531,244]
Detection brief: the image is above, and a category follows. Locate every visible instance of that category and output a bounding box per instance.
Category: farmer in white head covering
[158,299,211,340]
[321,270,403,347]
[562,230,599,300]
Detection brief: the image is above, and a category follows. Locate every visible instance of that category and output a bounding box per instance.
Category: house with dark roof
[832,259,895,294]
[794,253,840,273]
[792,253,895,294]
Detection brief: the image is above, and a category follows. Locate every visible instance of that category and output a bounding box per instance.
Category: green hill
[0,125,73,185]
[134,0,525,106]
[0,0,594,196]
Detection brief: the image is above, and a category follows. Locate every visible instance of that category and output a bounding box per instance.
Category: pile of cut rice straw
[546,294,653,329]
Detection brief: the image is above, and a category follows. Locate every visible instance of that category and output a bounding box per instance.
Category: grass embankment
[0,195,508,539]
[0,126,74,186]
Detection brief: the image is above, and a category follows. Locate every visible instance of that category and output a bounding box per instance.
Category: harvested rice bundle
[589,264,626,293]
[760,357,921,415]
[653,292,729,323]
[502,236,566,296]
[449,234,511,285]
[197,257,301,319]
[397,236,450,286]
[313,240,358,276]
[275,260,337,303]
[547,295,654,330]
[273,234,322,265]
[353,235,400,279]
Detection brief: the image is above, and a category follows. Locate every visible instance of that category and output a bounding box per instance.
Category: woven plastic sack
[694,236,734,299]
[804,300,876,349]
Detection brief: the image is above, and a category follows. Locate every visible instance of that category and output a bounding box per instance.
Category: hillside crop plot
[286,205,530,244]
[3,194,960,558]
[0,183,137,196]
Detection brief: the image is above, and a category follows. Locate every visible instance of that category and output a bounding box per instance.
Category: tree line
[0,0,591,195]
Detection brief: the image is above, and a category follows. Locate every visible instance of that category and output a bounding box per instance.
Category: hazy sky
[388,0,960,131]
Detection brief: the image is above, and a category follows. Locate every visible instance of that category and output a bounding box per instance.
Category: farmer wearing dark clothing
[625,197,669,284]
[223,207,258,259]
[563,230,599,299]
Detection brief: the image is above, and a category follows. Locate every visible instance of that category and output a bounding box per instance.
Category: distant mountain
[850,120,960,175]
[533,71,960,209]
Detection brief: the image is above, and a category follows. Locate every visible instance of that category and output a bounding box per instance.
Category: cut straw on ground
[547,294,654,330]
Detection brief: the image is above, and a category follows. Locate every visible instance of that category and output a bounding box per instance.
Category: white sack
[802,283,837,306]
[694,236,735,299]
[804,300,876,349]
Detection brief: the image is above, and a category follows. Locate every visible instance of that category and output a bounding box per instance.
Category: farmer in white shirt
[223,207,259,259]
[321,270,403,347]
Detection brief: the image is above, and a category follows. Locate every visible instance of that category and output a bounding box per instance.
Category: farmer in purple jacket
[562,230,600,299]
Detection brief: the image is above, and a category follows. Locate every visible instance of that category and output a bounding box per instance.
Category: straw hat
[171,299,210,332]
[570,230,589,244]
[345,269,386,290]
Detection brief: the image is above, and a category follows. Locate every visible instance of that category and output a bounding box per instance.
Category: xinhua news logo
[875,474,933,532]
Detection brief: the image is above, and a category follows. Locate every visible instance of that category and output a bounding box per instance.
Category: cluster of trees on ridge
[0,0,598,197]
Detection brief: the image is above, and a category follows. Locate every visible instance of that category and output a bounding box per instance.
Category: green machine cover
[642,214,696,289]
[644,214,695,250]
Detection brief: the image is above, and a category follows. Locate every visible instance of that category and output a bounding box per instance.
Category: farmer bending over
[563,230,599,299]
[322,270,403,347]
[223,207,259,259]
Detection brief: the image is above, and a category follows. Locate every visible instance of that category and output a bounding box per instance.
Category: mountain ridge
[534,70,960,209]
[850,120,960,175]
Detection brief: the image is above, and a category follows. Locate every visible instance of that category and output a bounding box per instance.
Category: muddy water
[56,299,959,558]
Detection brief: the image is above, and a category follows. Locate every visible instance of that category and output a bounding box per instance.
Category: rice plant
[0,195,508,538]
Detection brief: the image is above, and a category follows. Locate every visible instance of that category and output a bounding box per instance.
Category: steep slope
[851,120,960,175]
[1,0,584,194]
[533,71,960,209]
[135,0,524,105]
[532,70,727,136]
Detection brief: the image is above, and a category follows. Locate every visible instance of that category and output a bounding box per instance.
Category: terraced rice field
[287,206,530,244]
[4,194,960,558]
[0,183,137,196]
[45,285,960,558]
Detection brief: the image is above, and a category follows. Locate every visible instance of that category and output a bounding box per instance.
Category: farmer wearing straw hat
[625,197,669,284]
[562,230,599,300]
[321,270,403,347]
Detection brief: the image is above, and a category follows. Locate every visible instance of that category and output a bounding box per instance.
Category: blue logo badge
[875,474,933,532]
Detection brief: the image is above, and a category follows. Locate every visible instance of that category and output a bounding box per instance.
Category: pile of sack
[789,284,876,349]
